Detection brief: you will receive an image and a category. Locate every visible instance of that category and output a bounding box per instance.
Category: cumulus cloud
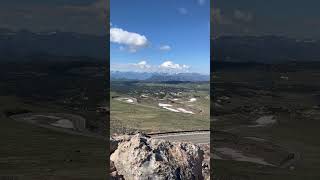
[234,10,253,22]
[110,27,148,52]
[212,8,254,26]
[136,61,151,69]
[111,60,151,72]
[111,60,190,73]
[178,7,188,15]
[159,61,190,72]
[159,45,171,51]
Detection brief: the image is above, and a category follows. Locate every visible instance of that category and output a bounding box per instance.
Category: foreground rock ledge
[110,133,209,180]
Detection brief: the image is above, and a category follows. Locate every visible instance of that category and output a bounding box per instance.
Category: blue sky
[2,0,320,39]
[110,0,210,74]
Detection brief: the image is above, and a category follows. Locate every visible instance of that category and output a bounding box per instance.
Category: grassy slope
[212,70,320,179]
[0,96,106,180]
[110,82,210,134]
[111,98,209,134]
[213,122,320,180]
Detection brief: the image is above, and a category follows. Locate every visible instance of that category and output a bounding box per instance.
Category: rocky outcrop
[110,133,208,180]
[199,144,210,180]
[110,160,124,179]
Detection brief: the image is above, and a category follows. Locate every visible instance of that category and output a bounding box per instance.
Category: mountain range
[111,71,210,82]
[1,28,320,65]
[0,28,107,60]
[213,35,320,63]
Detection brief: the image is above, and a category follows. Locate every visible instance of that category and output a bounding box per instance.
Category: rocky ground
[110,133,210,180]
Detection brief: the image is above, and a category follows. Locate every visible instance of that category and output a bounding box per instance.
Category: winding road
[150,131,210,144]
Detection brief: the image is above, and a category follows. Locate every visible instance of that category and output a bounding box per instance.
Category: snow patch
[177,108,194,114]
[189,98,197,102]
[118,97,135,104]
[51,119,74,129]
[140,94,149,98]
[220,96,230,100]
[126,99,134,103]
[158,103,173,107]
[215,147,274,166]
[163,107,180,112]
[255,115,276,126]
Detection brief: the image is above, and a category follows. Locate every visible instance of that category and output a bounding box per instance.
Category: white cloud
[197,0,206,5]
[110,27,148,52]
[234,10,253,22]
[178,7,188,15]
[182,64,190,68]
[213,8,253,25]
[159,45,171,51]
[111,60,190,73]
[111,61,152,72]
[128,47,138,53]
[159,61,190,72]
[136,61,151,69]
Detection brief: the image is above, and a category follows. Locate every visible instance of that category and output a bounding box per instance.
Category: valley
[0,59,107,179]
[110,80,210,134]
[212,61,320,179]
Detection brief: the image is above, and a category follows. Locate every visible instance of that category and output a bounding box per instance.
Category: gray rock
[110,133,205,180]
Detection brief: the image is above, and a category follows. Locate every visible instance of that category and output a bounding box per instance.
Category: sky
[0,0,319,39]
[110,0,210,74]
[213,0,320,39]
[0,0,107,35]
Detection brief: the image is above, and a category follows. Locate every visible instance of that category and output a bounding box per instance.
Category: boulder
[110,133,205,180]
[110,134,131,154]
